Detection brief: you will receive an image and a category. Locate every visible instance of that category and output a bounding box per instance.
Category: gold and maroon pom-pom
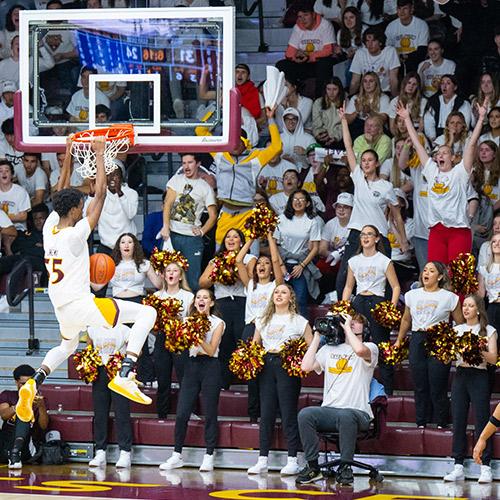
[142,295,184,333]
[449,253,479,296]
[105,352,124,380]
[458,331,488,367]
[378,338,409,366]
[243,203,279,240]
[229,340,265,381]
[425,321,459,364]
[329,300,355,317]
[209,251,238,286]
[73,345,102,384]
[150,247,189,273]
[280,337,309,378]
[166,312,211,353]
[371,301,402,330]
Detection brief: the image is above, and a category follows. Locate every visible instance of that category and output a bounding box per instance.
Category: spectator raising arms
[395,261,463,428]
[398,98,487,264]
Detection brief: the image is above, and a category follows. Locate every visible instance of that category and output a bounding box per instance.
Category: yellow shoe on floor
[16,379,36,422]
[108,375,152,405]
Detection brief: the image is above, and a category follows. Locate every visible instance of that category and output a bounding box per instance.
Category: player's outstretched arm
[56,136,73,192]
[86,137,107,230]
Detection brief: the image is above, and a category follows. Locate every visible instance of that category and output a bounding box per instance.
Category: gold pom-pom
[209,251,238,286]
[371,301,402,330]
[150,247,189,273]
[142,295,183,333]
[105,352,124,380]
[229,339,265,381]
[449,253,479,296]
[457,330,489,367]
[425,321,459,364]
[165,312,211,353]
[280,337,309,378]
[73,345,102,384]
[243,203,279,240]
[329,300,355,316]
[379,338,409,366]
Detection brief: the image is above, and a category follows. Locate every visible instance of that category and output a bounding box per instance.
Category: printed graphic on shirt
[170,184,196,225]
[356,265,377,283]
[327,352,353,374]
[415,299,439,325]
[397,35,416,54]
[267,323,286,341]
[430,172,451,195]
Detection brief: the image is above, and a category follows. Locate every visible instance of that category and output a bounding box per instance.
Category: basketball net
[70,125,135,179]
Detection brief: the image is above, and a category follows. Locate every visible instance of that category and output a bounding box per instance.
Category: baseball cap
[235,63,251,74]
[333,192,354,208]
[45,430,61,443]
[45,106,64,116]
[2,81,17,94]
[306,143,321,155]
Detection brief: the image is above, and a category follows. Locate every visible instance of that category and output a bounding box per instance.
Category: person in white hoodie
[280,107,315,171]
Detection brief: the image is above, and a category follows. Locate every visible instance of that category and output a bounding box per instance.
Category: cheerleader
[87,324,133,469]
[199,228,257,389]
[159,289,225,472]
[396,98,488,264]
[478,233,500,330]
[247,284,313,475]
[444,295,497,484]
[239,232,284,421]
[152,255,194,419]
[395,261,463,428]
[342,224,400,395]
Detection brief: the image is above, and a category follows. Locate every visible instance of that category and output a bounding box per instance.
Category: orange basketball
[90,253,116,285]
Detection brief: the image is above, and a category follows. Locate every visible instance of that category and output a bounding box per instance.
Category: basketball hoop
[70,124,135,179]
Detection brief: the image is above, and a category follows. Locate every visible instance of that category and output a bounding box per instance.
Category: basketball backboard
[15,6,240,153]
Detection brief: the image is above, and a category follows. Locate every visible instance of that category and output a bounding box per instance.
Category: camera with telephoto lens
[314,315,345,345]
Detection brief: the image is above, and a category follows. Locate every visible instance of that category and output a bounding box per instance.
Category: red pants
[427,223,472,265]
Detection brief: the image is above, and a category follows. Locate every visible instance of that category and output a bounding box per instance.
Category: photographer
[296,313,378,486]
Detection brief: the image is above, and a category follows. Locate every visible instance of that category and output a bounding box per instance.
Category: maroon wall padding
[230,422,260,450]
[138,418,175,446]
[386,396,403,422]
[48,415,93,442]
[422,428,453,457]
[41,385,80,412]
[301,372,324,388]
[307,304,331,325]
[129,389,159,414]
[108,417,140,444]
[215,391,248,417]
[378,427,425,455]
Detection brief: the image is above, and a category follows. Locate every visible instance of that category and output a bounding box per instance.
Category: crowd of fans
[1,0,500,485]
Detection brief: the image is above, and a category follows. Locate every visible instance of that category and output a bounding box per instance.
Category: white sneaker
[115,450,131,468]
[89,449,107,467]
[280,456,301,475]
[247,456,268,474]
[478,465,493,483]
[159,452,184,470]
[444,464,464,482]
[199,454,214,472]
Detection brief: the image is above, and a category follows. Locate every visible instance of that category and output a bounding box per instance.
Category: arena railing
[241,0,268,53]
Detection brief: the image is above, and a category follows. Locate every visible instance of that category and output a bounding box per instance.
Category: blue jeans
[286,263,308,316]
[170,231,204,292]
[412,236,428,272]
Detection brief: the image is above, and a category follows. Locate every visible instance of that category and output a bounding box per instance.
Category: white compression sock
[42,336,79,373]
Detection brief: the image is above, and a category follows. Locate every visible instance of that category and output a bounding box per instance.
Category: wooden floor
[0,463,497,500]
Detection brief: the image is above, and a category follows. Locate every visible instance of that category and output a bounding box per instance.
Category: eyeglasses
[293,197,307,203]
[284,116,298,122]
[360,232,377,237]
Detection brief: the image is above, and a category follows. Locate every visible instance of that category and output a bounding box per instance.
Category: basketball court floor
[0,464,497,500]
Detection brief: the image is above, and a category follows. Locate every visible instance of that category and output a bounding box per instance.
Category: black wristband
[489,415,500,427]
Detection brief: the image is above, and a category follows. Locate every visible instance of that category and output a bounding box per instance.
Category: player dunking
[16,136,157,423]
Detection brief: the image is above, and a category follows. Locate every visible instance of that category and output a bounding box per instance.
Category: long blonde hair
[260,283,298,327]
[161,262,191,292]
[397,72,423,122]
[357,72,382,115]
[443,112,468,147]
[390,138,406,188]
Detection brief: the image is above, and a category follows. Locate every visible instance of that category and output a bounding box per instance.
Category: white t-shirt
[189,314,225,357]
[256,312,308,353]
[245,279,276,324]
[348,252,391,297]
[380,158,412,185]
[257,159,297,196]
[0,183,31,231]
[274,214,322,262]
[479,264,500,303]
[14,165,47,199]
[346,93,391,120]
[418,58,456,98]
[66,89,110,122]
[454,323,497,370]
[0,209,13,229]
[478,241,491,268]
[167,174,216,236]
[409,166,429,239]
[288,16,336,56]
[385,17,429,55]
[350,46,401,93]
[479,132,499,146]
[315,342,378,418]
[87,324,130,365]
[214,253,257,300]
[153,288,194,319]
[422,158,471,229]
[321,217,350,252]
[43,211,92,308]
[348,165,399,236]
[110,259,150,297]
[404,287,459,331]
[269,191,323,215]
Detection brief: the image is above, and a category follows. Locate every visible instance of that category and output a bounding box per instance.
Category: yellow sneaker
[16,379,36,422]
[108,375,152,405]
